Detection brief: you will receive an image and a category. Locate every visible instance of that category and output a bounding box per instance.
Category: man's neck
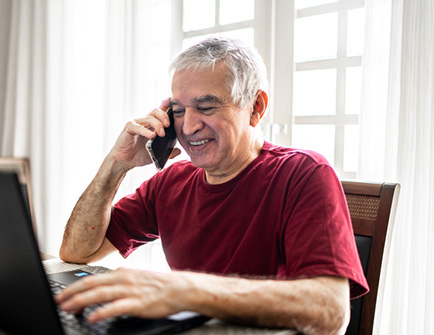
[205,137,264,185]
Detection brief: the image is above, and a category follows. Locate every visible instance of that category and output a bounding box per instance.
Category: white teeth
[189,139,211,146]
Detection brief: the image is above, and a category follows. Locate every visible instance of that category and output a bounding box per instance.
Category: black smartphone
[146,107,177,171]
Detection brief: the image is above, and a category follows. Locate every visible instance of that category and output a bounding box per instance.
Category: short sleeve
[106,176,160,258]
[282,163,369,299]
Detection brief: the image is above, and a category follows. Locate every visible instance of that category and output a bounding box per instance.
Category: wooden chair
[0,157,37,239]
[342,181,400,335]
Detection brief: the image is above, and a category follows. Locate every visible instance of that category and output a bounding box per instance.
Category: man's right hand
[108,98,181,171]
[60,98,180,264]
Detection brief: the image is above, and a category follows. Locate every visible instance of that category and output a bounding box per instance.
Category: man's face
[171,63,255,182]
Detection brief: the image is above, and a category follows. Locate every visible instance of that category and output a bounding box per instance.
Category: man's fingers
[133,111,171,137]
[129,118,162,138]
[159,97,172,117]
[59,285,117,313]
[56,272,125,308]
[87,298,144,323]
[87,296,178,323]
[56,269,183,323]
[123,101,173,140]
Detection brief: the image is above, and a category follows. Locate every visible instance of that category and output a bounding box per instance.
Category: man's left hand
[55,268,190,323]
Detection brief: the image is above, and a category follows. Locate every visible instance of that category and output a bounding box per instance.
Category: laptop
[0,171,209,335]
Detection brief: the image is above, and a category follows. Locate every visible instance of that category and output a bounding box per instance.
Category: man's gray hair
[169,36,268,108]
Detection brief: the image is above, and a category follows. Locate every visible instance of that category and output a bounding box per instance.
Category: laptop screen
[0,171,209,335]
[0,171,64,334]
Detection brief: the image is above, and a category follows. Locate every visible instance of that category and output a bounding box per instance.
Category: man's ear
[250,90,268,127]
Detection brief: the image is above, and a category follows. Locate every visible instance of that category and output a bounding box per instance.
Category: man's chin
[190,159,210,170]
[189,156,216,171]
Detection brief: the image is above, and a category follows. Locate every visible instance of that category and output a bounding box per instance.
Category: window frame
[171,0,365,179]
[291,0,364,179]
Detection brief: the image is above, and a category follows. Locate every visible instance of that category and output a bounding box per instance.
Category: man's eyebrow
[170,95,225,107]
[193,94,224,105]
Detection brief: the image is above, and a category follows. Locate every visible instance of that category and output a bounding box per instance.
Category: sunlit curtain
[359,0,434,333]
[0,0,50,241]
[0,0,173,269]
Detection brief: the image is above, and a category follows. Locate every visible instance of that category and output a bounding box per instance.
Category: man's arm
[59,156,127,263]
[60,99,179,263]
[56,269,350,334]
[186,274,350,334]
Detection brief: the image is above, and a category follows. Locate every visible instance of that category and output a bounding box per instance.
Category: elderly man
[57,37,368,334]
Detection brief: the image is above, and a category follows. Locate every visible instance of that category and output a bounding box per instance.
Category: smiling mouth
[189,139,212,146]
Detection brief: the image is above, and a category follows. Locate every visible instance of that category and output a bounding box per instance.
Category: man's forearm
[59,156,127,263]
[56,267,350,334]
[180,273,350,335]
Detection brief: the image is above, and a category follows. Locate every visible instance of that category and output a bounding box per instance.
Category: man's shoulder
[261,141,330,166]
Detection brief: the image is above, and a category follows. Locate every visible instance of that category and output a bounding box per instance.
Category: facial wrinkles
[171,95,232,141]
[170,94,229,112]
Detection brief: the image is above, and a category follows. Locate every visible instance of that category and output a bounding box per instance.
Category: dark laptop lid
[0,171,64,334]
[0,171,209,335]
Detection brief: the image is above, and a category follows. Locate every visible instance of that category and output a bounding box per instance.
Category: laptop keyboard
[49,280,114,334]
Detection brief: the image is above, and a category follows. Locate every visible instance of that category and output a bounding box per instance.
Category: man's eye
[172,109,185,116]
[197,107,215,114]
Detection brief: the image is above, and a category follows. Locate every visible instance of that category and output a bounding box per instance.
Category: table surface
[42,257,299,335]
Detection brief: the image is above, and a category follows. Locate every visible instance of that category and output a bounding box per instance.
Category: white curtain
[0,0,173,270]
[359,0,434,333]
[0,0,50,243]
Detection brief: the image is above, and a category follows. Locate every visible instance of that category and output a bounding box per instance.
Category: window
[291,0,365,179]
[174,0,256,51]
[173,0,366,180]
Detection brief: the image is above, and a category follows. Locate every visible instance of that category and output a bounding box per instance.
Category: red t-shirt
[107,141,369,299]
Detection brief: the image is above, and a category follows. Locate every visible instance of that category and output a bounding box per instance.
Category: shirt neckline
[198,141,271,193]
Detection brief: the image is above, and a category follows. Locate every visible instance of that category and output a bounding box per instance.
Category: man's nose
[182,109,204,136]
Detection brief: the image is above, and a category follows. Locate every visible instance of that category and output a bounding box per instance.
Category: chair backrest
[0,157,37,239]
[342,181,400,335]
